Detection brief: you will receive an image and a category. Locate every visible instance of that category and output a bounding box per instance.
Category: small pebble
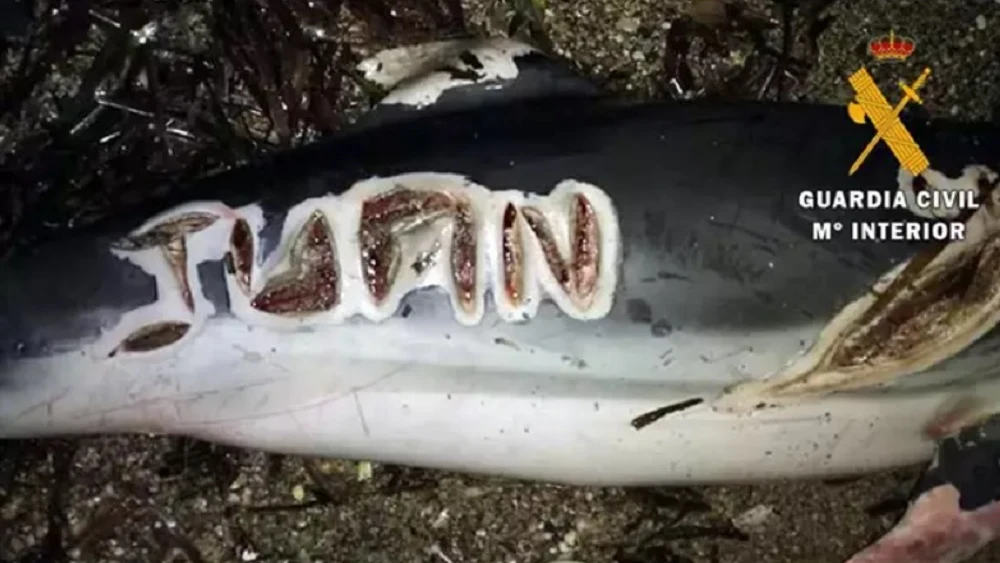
[616,16,640,32]
[432,509,450,529]
[733,504,776,533]
[357,461,374,481]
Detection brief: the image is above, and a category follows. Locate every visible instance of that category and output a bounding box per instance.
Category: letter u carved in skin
[514,194,601,310]
[359,186,479,313]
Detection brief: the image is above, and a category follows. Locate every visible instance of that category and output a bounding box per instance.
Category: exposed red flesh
[229,218,255,295]
[110,322,191,356]
[251,212,339,315]
[522,206,572,293]
[348,188,603,311]
[361,187,453,228]
[113,212,219,250]
[521,195,602,307]
[359,187,476,306]
[501,203,524,305]
[359,228,396,304]
[571,194,601,307]
[163,238,194,311]
[450,200,478,312]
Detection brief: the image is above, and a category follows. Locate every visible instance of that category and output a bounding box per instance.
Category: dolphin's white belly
[8,300,1000,485]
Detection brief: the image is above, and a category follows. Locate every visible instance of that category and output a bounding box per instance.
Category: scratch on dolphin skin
[67,365,410,430]
[657,271,690,282]
[705,218,781,246]
[700,346,752,364]
[16,385,73,421]
[494,337,520,350]
[70,377,289,420]
[169,364,408,428]
[354,392,371,437]
[752,414,836,426]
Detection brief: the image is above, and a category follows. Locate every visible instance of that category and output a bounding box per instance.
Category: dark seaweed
[631,397,705,430]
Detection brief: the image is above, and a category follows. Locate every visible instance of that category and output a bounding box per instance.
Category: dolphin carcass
[2,38,1000,563]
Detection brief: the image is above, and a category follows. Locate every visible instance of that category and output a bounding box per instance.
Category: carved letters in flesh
[104,173,621,355]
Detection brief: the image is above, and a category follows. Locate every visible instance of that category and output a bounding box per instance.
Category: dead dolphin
[2,38,1000,563]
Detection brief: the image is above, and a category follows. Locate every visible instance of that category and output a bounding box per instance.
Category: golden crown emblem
[868,30,916,62]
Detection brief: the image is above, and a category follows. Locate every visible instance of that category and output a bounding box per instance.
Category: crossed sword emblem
[846,66,932,176]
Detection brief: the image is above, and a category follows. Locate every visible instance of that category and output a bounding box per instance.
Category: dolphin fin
[845,415,1000,563]
[352,37,601,127]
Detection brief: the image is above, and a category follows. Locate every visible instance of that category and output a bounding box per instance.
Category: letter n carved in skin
[513,194,601,310]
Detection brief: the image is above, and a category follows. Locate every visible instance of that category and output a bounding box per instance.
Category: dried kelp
[660,0,837,101]
[0,0,468,260]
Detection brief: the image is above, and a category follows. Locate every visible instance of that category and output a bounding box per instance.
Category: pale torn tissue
[357,38,538,108]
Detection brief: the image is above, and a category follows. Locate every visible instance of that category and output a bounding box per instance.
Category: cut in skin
[715,162,1000,412]
[2,38,1000,563]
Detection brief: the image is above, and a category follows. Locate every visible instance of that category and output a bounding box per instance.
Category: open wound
[360,185,480,315]
[117,211,221,315]
[519,194,601,310]
[111,212,218,251]
[100,173,620,360]
[249,211,340,315]
[105,211,221,357]
[109,322,191,357]
[717,166,1000,409]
